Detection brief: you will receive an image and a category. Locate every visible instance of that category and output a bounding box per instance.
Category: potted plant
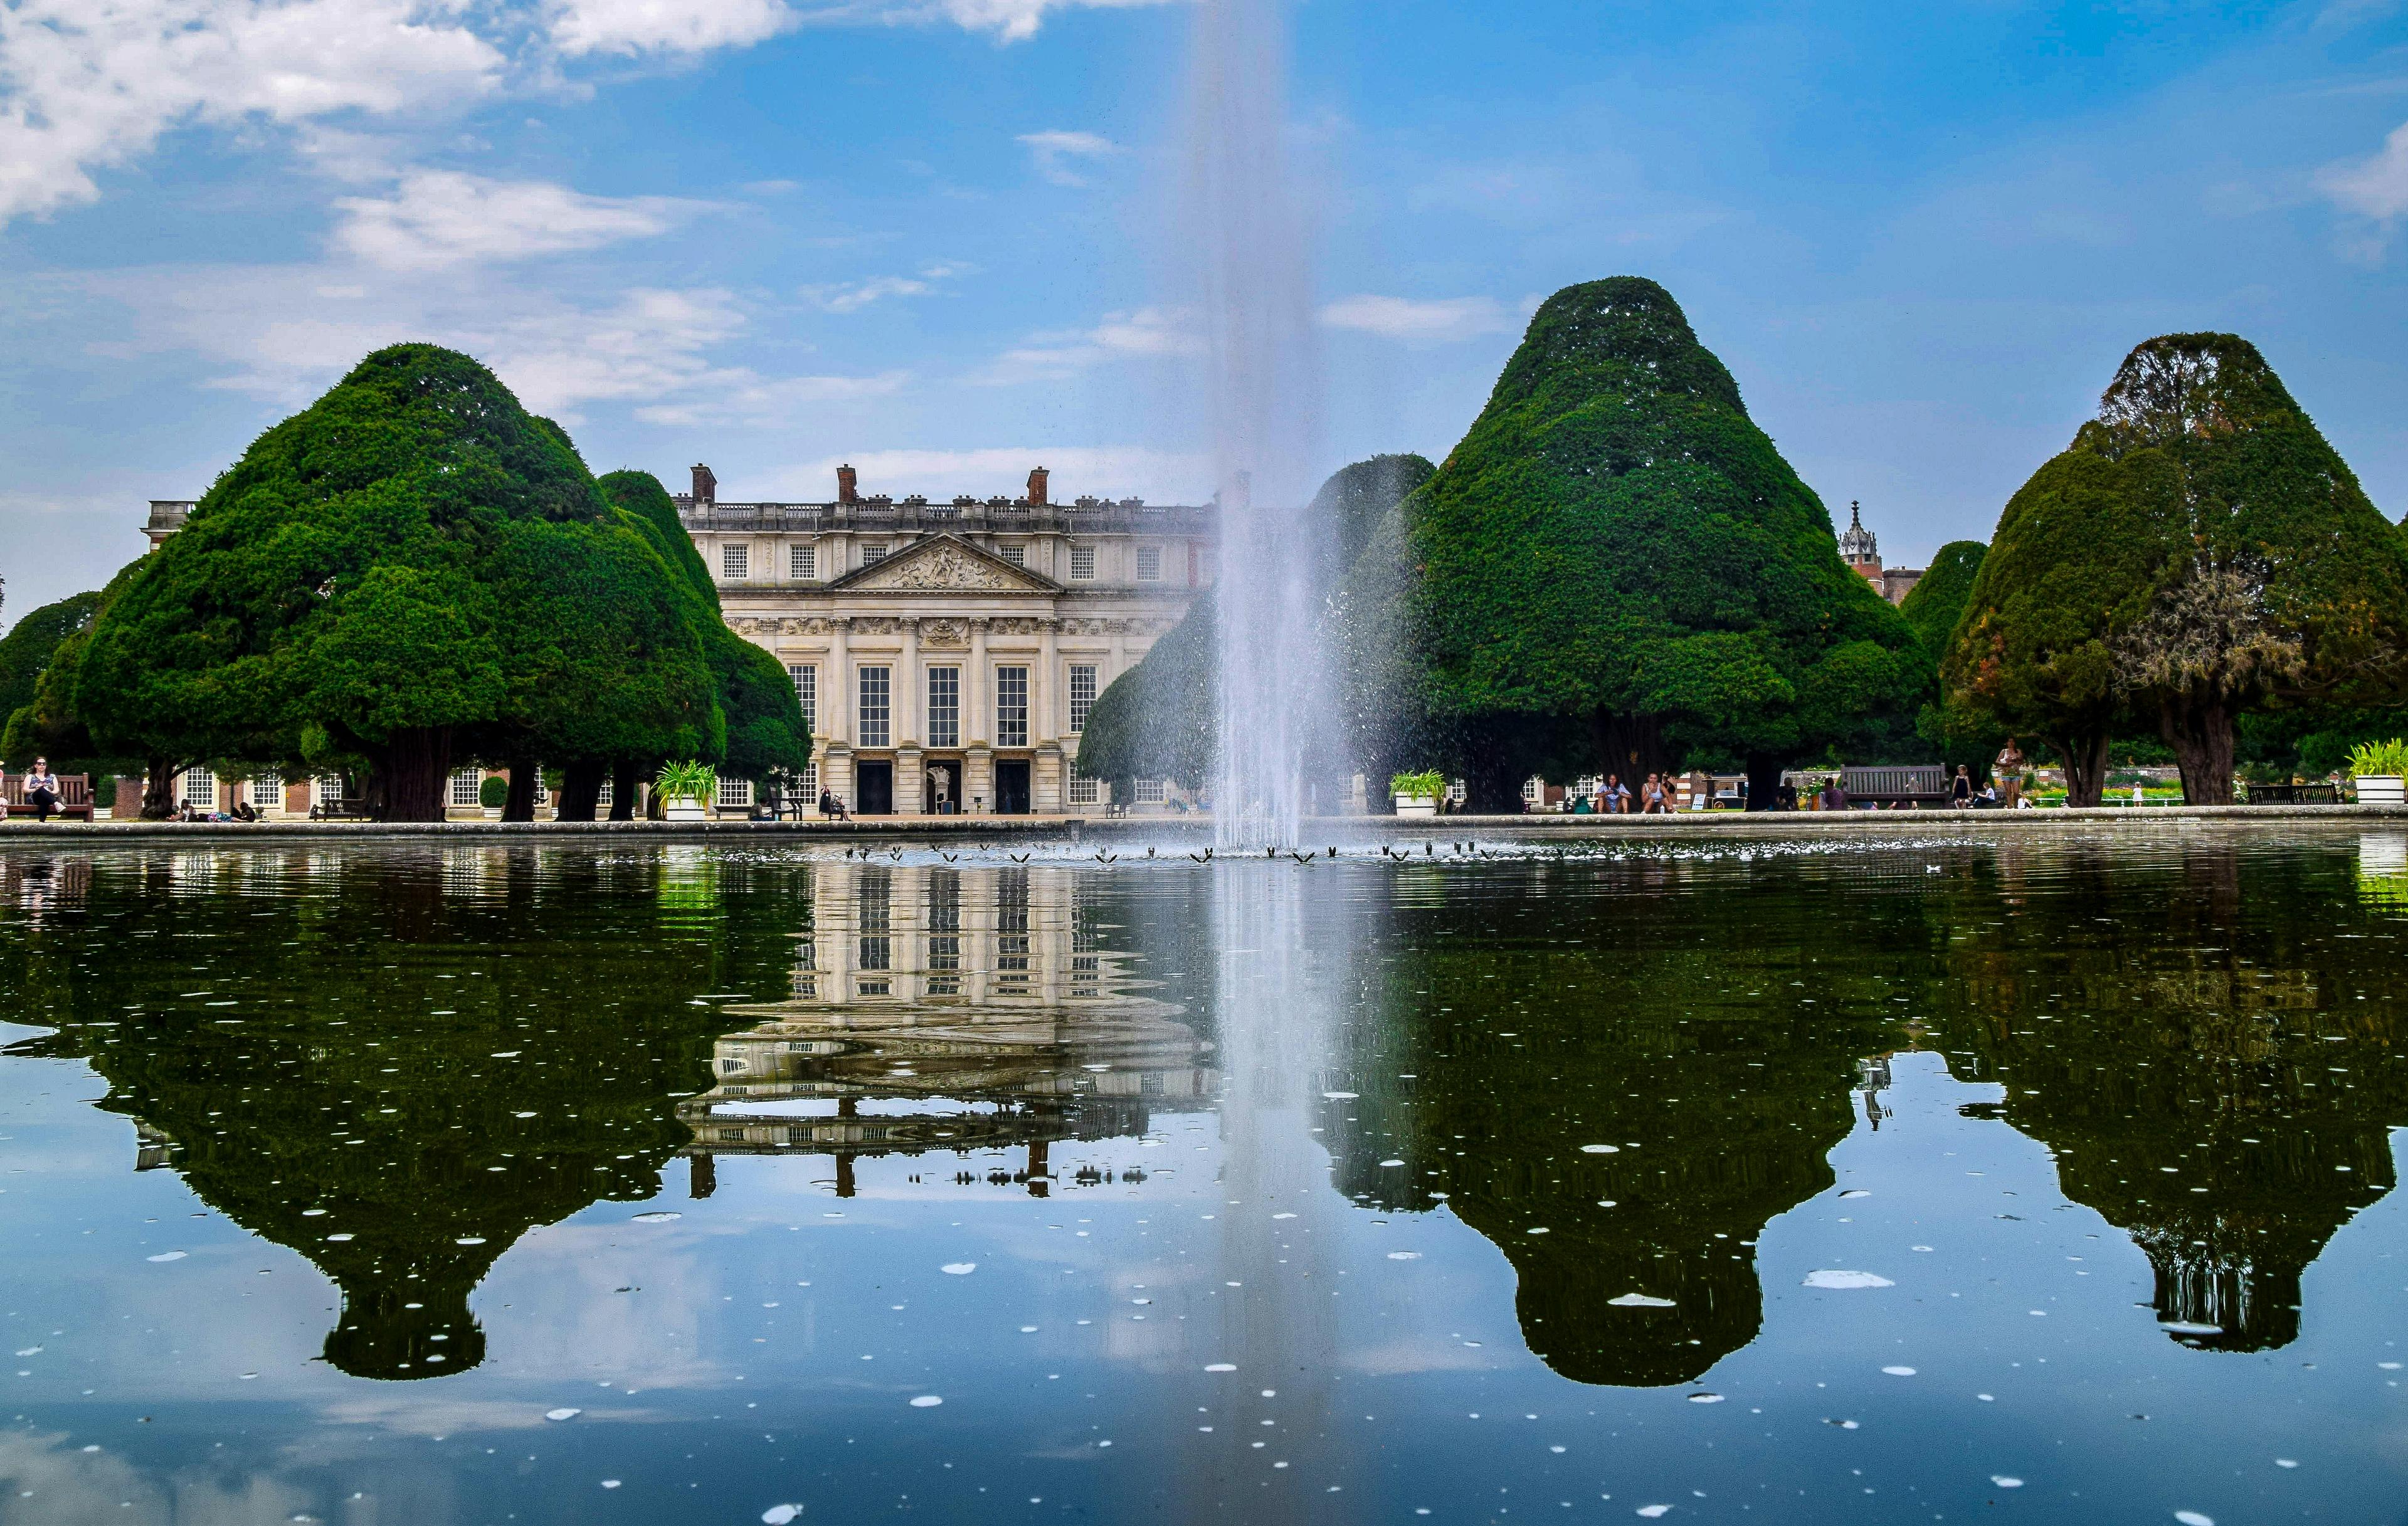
[655,760,717,822]
[1390,769,1445,818]
[2350,739,2408,807]
[478,774,507,819]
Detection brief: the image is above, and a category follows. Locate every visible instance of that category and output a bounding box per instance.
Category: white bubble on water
[600,1481,620,1490]
[1580,1144,1619,1154]
[941,1263,976,1275]
[2274,1459,2298,1468]
[761,1507,802,1525]
[1321,1092,1357,1100]
[1802,1270,1893,1290]
[1990,1476,2022,1489]
[145,1252,186,1263]
[1205,1363,1237,1372]
[909,1396,943,1408]
[1637,1507,1672,1518]
[545,1408,581,1422]
[1386,1251,1422,1261]
[1687,1392,1724,1404]
[1883,1366,1916,1377]
[631,1213,681,1224]
[2173,1513,2214,1526]
[1608,1293,1676,1308]
[1839,1190,1871,1199]
[1378,1159,1405,1168]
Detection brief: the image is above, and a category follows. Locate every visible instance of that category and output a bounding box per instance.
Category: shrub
[1390,769,1446,799]
[478,775,507,809]
[2347,739,2408,778]
[655,759,717,804]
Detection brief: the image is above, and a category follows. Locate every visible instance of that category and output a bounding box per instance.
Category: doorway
[924,761,961,816]
[995,760,1031,815]
[857,761,894,816]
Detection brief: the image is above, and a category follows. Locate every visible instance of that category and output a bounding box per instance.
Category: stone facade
[1837,500,1922,607]
[685,465,1214,815]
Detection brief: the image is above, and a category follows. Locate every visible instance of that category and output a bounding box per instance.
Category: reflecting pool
[3,828,2407,1523]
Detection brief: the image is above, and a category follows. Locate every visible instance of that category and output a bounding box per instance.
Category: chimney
[836,464,859,505]
[690,464,716,505]
[1026,466,1049,507]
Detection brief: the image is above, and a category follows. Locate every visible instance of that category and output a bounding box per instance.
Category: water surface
[3,828,2406,1523]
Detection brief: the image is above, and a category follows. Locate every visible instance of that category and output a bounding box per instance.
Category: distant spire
[1837,500,1879,567]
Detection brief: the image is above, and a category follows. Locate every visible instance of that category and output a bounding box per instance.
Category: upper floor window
[790,544,816,580]
[1068,664,1097,732]
[860,544,889,567]
[1136,545,1163,582]
[998,544,1026,567]
[721,544,749,580]
[1069,545,1096,580]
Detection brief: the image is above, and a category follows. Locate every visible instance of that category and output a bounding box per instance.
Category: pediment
[830,534,1060,594]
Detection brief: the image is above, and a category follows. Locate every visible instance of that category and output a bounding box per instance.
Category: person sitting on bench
[818,788,848,821]
[24,759,60,822]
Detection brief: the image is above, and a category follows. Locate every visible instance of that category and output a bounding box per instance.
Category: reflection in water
[684,863,1213,1196]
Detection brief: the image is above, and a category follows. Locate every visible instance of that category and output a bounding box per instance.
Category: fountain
[1182,0,1331,848]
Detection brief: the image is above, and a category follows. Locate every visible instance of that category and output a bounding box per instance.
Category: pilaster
[896,745,924,816]
[966,745,995,816]
[1034,742,1064,815]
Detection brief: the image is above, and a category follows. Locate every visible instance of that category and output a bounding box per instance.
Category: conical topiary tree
[1946,334,2408,804]
[1351,277,1926,808]
[73,344,720,819]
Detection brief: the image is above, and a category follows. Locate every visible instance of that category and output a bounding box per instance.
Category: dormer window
[861,544,889,567]
[998,544,1026,567]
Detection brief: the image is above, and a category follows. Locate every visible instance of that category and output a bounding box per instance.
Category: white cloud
[763,445,1208,505]
[0,0,503,224]
[2318,120,2408,223]
[330,170,706,271]
[801,0,1176,45]
[1319,294,1523,343]
[974,305,1199,384]
[801,261,974,313]
[1016,128,1119,186]
[547,0,793,57]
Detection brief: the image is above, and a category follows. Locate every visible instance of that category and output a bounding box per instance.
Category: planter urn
[1394,794,1439,818]
[2359,776,2405,807]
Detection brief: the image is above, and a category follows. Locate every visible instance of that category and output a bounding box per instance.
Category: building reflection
[679,861,1215,1196]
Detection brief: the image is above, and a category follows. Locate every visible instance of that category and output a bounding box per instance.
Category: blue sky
[4,0,2407,617]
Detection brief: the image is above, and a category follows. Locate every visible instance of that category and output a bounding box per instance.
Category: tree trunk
[1460,745,1525,814]
[501,761,539,823]
[2160,695,2236,805]
[2047,732,2112,808]
[381,727,453,823]
[556,760,605,822]
[1589,710,1673,784]
[140,757,180,820]
[608,760,640,821]
[1744,754,1785,812]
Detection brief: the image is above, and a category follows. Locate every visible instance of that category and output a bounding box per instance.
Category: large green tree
[1896,541,2006,775]
[1947,334,2408,804]
[1350,278,1926,809]
[0,587,124,777]
[73,345,721,819]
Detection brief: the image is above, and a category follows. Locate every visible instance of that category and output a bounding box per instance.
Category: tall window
[995,665,1029,748]
[721,544,749,580]
[1134,778,1167,804]
[716,777,754,809]
[314,775,347,808]
[1068,776,1100,807]
[1069,544,1096,580]
[1136,545,1163,581]
[997,868,1030,972]
[181,767,217,809]
[790,544,816,580]
[860,544,889,567]
[858,868,891,972]
[596,776,615,808]
[858,666,891,748]
[1068,664,1097,732]
[249,772,282,808]
[927,870,961,973]
[450,769,482,806]
[788,664,816,737]
[926,666,960,748]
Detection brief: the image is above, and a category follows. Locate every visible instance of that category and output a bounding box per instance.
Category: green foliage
[1946,332,2408,803]
[1388,769,1445,798]
[1897,541,1986,655]
[1358,277,1926,792]
[2348,738,2408,777]
[655,758,717,804]
[67,346,722,816]
[598,471,811,781]
[478,774,508,809]
[0,587,130,774]
[0,591,100,737]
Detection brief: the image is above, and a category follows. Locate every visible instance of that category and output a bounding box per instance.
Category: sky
[3,0,2407,619]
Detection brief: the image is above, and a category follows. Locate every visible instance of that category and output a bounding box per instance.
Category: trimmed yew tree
[1896,541,2004,772]
[1385,277,1925,808]
[75,345,721,820]
[1947,334,2408,804]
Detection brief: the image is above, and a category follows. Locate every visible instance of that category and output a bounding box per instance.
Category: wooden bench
[3,774,94,821]
[1840,766,1950,808]
[2245,782,2340,805]
[309,797,376,820]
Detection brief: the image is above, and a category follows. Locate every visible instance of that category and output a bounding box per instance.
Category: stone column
[1038,617,1060,742]
[897,744,924,816]
[828,616,853,745]
[900,616,922,746]
[968,618,991,747]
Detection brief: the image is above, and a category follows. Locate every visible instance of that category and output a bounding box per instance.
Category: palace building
[142,461,1215,818]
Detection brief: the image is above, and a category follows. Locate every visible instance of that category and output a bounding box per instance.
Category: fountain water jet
[1181,0,1329,848]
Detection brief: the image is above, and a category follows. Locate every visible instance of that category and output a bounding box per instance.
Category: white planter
[481,806,502,819]
[2359,776,2405,807]
[1394,796,1439,818]
[663,801,709,822]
